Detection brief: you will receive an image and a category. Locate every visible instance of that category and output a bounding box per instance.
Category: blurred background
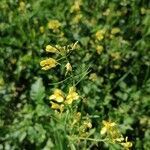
[0,0,150,149]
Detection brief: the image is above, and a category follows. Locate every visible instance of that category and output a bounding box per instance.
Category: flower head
[40,58,57,70]
[65,62,72,75]
[18,1,26,12]
[47,20,61,30]
[65,86,79,104]
[49,89,64,103]
[89,73,98,81]
[95,30,106,41]
[121,137,132,150]
[50,102,64,112]
[45,45,58,53]
[39,26,44,33]
[70,0,82,13]
[100,120,116,135]
[110,52,121,60]
[111,27,121,35]
[96,45,104,54]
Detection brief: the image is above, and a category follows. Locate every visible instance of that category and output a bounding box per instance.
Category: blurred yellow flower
[114,65,120,69]
[95,30,105,41]
[18,1,26,12]
[47,20,61,30]
[111,27,121,35]
[39,26,44,33]
[72,14,83,24]
[65,86,79,104]
[89,73,98,81]
[96,45,104,54]
[49,89,65,103]
[70,0,82,12]
[121,137,132,150]
[40,58,57,70]
[65,62,72,75]
[83,120,92,129]
[50,101,64,112]
[100,120,116,135]
[110,52,121,60]
[45,45,58,53]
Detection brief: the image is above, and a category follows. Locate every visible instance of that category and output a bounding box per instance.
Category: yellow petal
[100,127,107,135]
[40,58,57,70]
[46,45,58,53]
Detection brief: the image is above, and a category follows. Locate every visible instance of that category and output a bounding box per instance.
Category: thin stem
[75,65,92,86]
[48,68,91,85]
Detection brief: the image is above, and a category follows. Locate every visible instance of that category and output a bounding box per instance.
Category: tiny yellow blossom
[83,120,92,129]
[49,89,65,103]
[89,73,98,81]
[18,1,26,12]
[50,102,64,112]
[110,52,121,60]
[47,20,61,30]
[40,58,57,70]
[72,14,83,24]
[65,62,72,75]
[70,0,82,12]
[45,45,58,53]
[96,45,104,54]
[121,137,132,150]
[100,120,116,135]
[39,26,44,33]
[114,65,120,69]
[111,28,121,35]
[95,30,105,41]
[65,86,79,104]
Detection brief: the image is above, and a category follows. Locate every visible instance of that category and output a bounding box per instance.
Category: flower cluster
[40,58,58,70]
[40,43,77,75]
[69,112,92,139]
[49,87,79,112]
[101,120,132,150]
[47,19,61,31]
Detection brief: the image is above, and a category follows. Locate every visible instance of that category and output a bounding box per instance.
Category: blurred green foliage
[0,0,150,149]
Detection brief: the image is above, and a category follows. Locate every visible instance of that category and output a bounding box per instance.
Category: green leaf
[30,78,45,103]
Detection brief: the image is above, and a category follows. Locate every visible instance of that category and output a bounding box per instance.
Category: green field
[0,0,150,149]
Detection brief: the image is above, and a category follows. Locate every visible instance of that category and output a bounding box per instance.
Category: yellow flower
[65,86,79,104]
[95,30,105,41]
[72,14,83,24]
[114,65,120,69]
[70,0,82,12]
[45,45,58,53]
[65,62,72,75]
[40,58,57,70]
[50,102,64,112]
[111,27,121,35]
[110,52,121,60]
[49,89,64,103]
[39,26,44,33]
[18,1,26,12]
[89,73,98,81]
[96,45,104,54]
[83,120,92,129]
[100,120,116,135]
[47,20,61,30]
[121,137,132,150]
